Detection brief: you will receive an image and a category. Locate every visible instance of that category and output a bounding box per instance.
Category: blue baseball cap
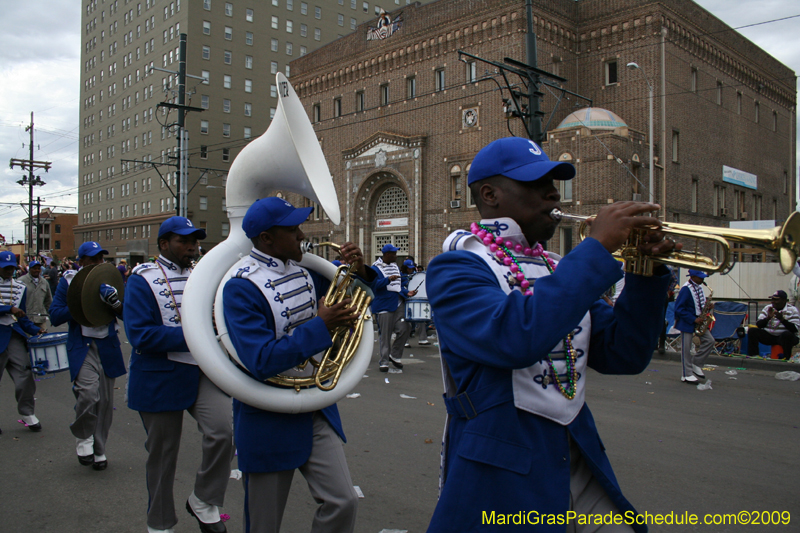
[0,251,19,269]
[331,260,343,267]
[687,269,708,279]
[382,243,399,253]
[468,137,576,185]
[28,261,41,269]
[77,242,109,259]
[158,216,207,240]
[403,259,415,269]
[243,197,313,239]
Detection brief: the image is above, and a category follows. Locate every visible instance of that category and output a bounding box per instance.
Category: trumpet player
[674,270,714,383]
[222,197,377,533]
[426,137,677,533]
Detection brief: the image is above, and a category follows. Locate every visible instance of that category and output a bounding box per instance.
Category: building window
[55,240,61,250]
[773,111,778,132]
[286,42,293,55]
[245,32,253,45]
[737,92,742,114]
[604,60,618,85]
[200,145,208,159]
[271,15,278,29]
[406,76,416,99]
[351,17,356,30]
[222,148,230,161]
[691,179,698,212]
[222,98,231,113]
[223,74,231,88]
[450,165,462,201]
[362,1,368,12]
[466,60,477,83]
[270,107,276,119]
[203,0,211,10]
[754,195,762,220]
[691,67,697,93]
[245,55,253,69]
[286,20,293,33]
[224,26,232,40]
[300,45,307,56]
[222,123,230,137]
[334,97,342,117]
[221,223,230,237]
[380,83,389,106]
[244,102,252,116]
[717,81,723,105]
[202,21,211,34]
[559,226,573,256]
[270,84,278,98]
[271,38,278,52]
[245,78,252,92]
[755,101,760,123]
[246,8,254,22]
[671,130,679,163]
[300,23,307,37]
[55,224,61,234]
[312,103,320,122]
[435,68,445,91]
[202,46,210,60]
[287,0,293,10]
[355,90,364,112]
[202,70,210,84]
[223,50,232,64]
[199,196,208,210]
[224,2,232,16]
[375,186,409,216]
[314,28,321,40]
[338,13,344,26]
[244,126,252,139]
[200,120,209,134]
[315,6,321,18]
[301,2,307,15]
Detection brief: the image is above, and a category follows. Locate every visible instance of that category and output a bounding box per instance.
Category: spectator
[44,261,60,295]
[117,259,128,284]
[747,290,799,360]
[371,244,415,371]
[17,261,52,329]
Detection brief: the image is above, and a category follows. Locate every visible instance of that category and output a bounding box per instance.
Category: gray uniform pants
[376,304,410,366]
[0,332,36,416]
[139,373,234,530]
[681,330,714,378]
[71,341,115,456]
[567,438,634,532]
[242,412,358,533]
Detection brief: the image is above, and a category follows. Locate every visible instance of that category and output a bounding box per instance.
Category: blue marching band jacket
[222,248,377,473]
[49,271,126,382]
[673,280,705,333]
[0,278,42,353]
[425,218,669,533]
[124,257,202,412]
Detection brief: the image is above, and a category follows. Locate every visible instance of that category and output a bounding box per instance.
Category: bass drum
[405,272,432,322]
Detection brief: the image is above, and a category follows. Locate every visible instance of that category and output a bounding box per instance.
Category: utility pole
[9,112,50,259]
[525,0,544,144]
[36,197,41,257]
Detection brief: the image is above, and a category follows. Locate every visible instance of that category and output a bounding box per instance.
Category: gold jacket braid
[694,286,714,336]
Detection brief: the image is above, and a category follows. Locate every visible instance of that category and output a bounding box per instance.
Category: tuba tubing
[181,73,372,413]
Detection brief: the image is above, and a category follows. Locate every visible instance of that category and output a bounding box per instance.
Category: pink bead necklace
[470,221,577,400]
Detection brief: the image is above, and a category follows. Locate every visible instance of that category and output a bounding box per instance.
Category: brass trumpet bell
[551,209,800,276]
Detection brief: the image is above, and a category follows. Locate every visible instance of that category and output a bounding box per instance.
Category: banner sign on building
[377,217,408,228]
[722,165,757,190]
[367,9,402,41]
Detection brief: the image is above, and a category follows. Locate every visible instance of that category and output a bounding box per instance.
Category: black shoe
[379,365,389,373]
[78,455,94,466]
[27,422,42,432]
[186,501,227,533]
[389,357,404,369]
[92,459,108,471]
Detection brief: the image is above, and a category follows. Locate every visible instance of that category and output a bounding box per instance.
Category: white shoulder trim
[63,270,77,283]
[231,257,260,279]
[132,262,158,276]
[442,229,483,254]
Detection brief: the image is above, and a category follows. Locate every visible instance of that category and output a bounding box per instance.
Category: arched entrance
[371,184,409,260]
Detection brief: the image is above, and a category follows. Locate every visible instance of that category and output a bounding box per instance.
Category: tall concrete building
[78,0,428,263]
[286,0,796,265]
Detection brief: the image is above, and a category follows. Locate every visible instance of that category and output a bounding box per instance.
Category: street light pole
[627,62,654,207]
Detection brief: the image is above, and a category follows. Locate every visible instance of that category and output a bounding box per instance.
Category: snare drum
[405,299,433,322]
[28,332,70,375]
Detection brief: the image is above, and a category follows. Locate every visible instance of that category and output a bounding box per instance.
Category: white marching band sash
[63,269,115,339]
[442,217,591,426]
[0,278,25,326]
[683,279,706,316]
[229,248,324,378]
[132,257,194,364]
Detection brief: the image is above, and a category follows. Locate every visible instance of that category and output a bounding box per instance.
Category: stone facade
[286,0,795,266]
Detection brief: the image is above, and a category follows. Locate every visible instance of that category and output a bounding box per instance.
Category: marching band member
[0,251,45,434]
[371,244,416,371]
[18,261,53,328]
[222,197,375,533]
[426,137,676,533]
[673,270,714,383]
[124,217,233,533]
[50,242,126,469]
[402,259,430,347]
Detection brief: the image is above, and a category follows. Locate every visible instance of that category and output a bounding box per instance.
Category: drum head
[410,272,427,299]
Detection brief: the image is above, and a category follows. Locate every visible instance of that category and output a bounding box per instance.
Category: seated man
[747,290,799,360]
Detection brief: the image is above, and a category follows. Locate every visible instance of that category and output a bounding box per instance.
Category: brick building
[286,0,796,266]
[77,0,432,263]
[22,208,79,261]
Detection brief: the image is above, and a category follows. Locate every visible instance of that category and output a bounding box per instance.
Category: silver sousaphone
[181,73,374,413]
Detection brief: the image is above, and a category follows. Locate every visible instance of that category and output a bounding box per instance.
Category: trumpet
[550,209,800,276]
[267,242,373,392]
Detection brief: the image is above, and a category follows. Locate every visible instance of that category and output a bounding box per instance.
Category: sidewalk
[652,348,799,372]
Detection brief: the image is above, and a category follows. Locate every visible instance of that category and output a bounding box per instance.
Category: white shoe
[76,436,95,456]
[147,528,175,533]
[681,375,699,383]
[404,343,410,348]
[418,340,430,345]
[187,490,221,524]
[692,364,705,378]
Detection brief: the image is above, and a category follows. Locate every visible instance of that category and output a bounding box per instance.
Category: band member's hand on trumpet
[583,201,683,257]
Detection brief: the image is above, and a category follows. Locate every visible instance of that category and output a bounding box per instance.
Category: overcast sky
[0,1,798,244]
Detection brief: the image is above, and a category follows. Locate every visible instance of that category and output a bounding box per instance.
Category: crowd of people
[0,136,798,533]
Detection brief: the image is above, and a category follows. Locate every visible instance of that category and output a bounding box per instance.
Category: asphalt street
[1,324,798,533]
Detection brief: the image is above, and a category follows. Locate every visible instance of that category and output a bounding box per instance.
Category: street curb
[652,349,799,372]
